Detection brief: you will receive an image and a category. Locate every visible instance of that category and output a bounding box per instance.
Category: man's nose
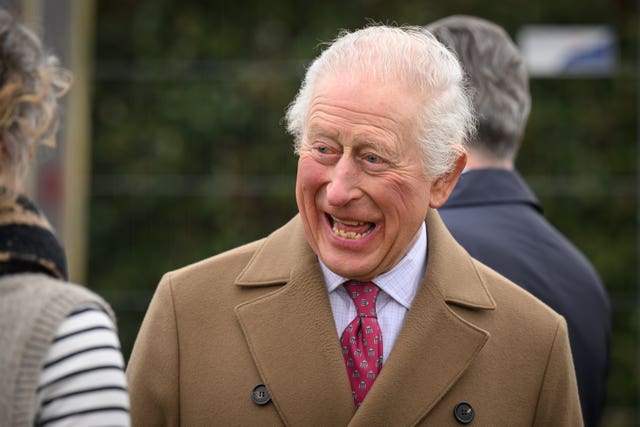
[326,156,363,207]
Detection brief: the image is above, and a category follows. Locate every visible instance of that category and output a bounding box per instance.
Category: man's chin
[321,255,377,281]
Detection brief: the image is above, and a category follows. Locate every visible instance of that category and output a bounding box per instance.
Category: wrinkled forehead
[311,72,424,117]
[304,74,427,158]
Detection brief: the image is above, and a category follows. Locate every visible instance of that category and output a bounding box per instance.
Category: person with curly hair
[0,8,130,426]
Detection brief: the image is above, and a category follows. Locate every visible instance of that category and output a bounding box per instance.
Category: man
[127,25,583,426]
[429,15,611,427]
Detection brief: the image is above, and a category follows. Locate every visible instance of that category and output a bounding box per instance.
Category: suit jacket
[127,211,583,426]
[440,169,610,427]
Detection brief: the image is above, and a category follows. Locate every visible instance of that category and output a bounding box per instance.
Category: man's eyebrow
[307,124,340,139]
[352,137,390,153]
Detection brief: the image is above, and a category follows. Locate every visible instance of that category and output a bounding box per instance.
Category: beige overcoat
[127,210,583,426]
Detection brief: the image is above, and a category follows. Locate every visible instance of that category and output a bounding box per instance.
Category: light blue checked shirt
[320,222,427,362]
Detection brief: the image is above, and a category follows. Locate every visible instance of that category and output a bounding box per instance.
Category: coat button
[453,402,474,424]
[251,384,271,405]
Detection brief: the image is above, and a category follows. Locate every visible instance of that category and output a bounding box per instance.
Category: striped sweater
[0,275,130,426]
[0,191,129,426]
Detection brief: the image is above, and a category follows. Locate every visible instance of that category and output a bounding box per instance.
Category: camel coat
[127,211,583,426]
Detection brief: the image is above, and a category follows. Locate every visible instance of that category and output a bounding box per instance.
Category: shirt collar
[320,222,427,309]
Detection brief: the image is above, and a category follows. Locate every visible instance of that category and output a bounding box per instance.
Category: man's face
[295,75,453,281]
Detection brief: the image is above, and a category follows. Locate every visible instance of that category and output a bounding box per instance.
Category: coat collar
[236,212,496,310]
[235,211,495,426]
[444,169,542,213]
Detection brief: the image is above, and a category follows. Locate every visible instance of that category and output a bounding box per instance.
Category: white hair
[285,25,475,178]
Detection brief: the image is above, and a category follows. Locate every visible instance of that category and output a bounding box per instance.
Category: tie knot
[344,281,379,318]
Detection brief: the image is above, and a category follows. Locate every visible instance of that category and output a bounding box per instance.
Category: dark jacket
[440,168,611,427]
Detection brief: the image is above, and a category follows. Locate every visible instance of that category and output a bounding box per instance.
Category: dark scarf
[0,187,67,280]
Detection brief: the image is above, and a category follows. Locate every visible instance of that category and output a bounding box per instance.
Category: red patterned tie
[340,281,383,408]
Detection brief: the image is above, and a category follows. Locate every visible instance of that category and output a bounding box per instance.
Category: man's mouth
[329,215,375,239]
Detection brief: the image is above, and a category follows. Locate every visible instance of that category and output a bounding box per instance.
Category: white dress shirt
[320,222,427,362]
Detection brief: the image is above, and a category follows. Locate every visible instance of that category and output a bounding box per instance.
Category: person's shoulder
[1,272,101,300]
[471,258,564,326]
[167,236,268,285]
[164,216,303,287]
[0,273,116,335]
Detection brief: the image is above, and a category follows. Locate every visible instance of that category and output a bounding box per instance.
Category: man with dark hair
[429,15,611,427]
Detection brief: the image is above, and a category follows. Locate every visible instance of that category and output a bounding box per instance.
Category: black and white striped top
[34,305,130,426]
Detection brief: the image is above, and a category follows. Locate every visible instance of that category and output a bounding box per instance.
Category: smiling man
[295,77,447,281]
[127,25,583,426]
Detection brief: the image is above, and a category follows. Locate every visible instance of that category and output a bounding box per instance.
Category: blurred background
[2,0,636,425]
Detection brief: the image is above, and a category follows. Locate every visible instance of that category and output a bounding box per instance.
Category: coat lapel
[234,217,355,426]
[235,212,496,426]
[348,211,495,426]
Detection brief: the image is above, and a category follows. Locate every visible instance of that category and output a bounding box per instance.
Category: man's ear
[429,152,467,208]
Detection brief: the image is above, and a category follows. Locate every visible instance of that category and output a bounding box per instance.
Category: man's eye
[309,144,339,165]
[365,154,380,163]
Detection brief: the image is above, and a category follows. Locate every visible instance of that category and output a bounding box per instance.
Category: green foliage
[91,0,638,424]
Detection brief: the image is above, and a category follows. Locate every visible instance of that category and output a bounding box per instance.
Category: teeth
[330,216,373,239]
[332,224,364,239]
[331,216,365,226]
